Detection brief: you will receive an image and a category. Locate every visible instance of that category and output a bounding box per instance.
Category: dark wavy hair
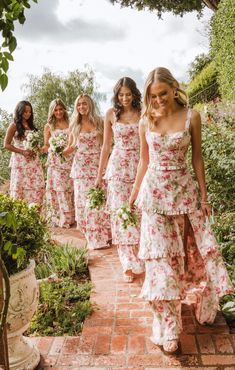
[14,101,37,139]
[112,77,142,121]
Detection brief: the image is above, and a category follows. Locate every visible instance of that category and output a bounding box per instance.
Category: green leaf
[3,241,12,252]
[1,57,9,72]
[8,36,17,52]
[0,73,8,90]
[3,51,13,61]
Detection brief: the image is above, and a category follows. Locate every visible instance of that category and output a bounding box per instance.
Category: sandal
[163,340,178,354]
[123,271,134,283]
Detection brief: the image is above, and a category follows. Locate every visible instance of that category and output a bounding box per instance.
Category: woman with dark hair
[4,100,45,205]
[95,77,144,282]
[42,98,74,228]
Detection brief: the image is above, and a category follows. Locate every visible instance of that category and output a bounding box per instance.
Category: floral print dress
[104,121,144,274]
[46,128,75,227]
[70,131,111,249]
[136,110,233,345]
[9,130,45,205]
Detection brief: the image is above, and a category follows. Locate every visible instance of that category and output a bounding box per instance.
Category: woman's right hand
[22,149,34,159]
[95,176,103,188]
[63,146,74,157]
[129,187,139,209]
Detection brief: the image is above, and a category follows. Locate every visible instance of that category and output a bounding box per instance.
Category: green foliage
[199,101,235,290]
[35,243,88,279]
[0,0,38,91]
[188,53,211,81]
[23,67,105,136]
[210,0,235,101]
[87,187,106,210]
[0,193,49,275]
[187,61,219,106]
[201,105,235,213]
[27,244,93,336]
[111,0,207,17]
[0,108,12,185]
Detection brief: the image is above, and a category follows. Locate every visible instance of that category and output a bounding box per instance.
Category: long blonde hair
[70,94,103,147]
[47,98,69,130]
[142,67,188,126]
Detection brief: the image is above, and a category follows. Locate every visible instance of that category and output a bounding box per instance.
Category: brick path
[33,228,235,369]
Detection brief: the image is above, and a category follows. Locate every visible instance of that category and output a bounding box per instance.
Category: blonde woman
[63,94,111,248]
[95,77,144,282]
[129,67,233,353]
[43,98,74,228]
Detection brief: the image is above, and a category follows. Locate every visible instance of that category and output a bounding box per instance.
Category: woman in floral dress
[129,67,233,353]
[43,98,74,228]
[4,100,44,206]
[95,77,144,282]
[63,94,111,249]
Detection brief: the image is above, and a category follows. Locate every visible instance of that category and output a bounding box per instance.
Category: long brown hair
[47,98,69,130]
[112,77,141,121]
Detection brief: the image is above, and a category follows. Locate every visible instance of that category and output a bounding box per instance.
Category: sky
[0,0,212,115]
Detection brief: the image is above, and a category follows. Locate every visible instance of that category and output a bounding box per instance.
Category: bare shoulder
[105,108,115,124]
[44,123,51,132]
[7,122,17,134]
[190,109,201,129]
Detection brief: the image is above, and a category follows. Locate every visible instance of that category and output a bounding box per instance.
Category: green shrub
[27,243,93,336]
[187,62,219,106]
[28,278,93,336]
[0,109,12,185]
[210,0,235,101]
[0,193,49,275]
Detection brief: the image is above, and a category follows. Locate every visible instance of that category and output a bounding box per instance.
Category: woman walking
[129,67,233,353]
[96,77,144,282]
[64,94,111,249]
[4,100,44,206]
[43,98,74,228]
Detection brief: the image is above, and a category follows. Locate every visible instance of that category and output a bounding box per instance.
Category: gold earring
[174,90,179,98]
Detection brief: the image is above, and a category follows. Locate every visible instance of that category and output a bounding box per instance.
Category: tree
[110,0,220,17]
[188,53,211,81]
[23,66,105,134]
[0,0,39,91]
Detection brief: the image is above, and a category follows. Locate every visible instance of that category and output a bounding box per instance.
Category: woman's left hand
[201,202,212,217]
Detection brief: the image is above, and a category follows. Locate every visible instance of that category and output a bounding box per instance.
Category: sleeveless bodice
[137,110,199,215]
[10,130,41,168]
[70,131,101,179]
[47,128,73,169]
[105,122,140,182]
[147,130,191,171]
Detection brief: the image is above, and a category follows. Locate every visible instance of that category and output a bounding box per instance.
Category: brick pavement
[32,228,235,369]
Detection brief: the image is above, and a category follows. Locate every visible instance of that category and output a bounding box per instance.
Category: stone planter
[7,260,40,370]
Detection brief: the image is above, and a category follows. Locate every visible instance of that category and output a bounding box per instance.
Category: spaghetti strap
[185,109,192,130]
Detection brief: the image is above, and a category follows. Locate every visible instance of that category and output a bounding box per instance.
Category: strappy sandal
[163,340,178,354]
[123,271,134,283]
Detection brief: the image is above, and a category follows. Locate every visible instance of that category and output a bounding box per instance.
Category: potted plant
[0,193,49,370]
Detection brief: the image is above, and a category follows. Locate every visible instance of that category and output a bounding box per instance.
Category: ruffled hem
[138,250,185,260]
[137,203,199,215]
[140,292,184,301]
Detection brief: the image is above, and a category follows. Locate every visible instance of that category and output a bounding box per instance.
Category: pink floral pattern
[71,132,111,249]
[105,122,144,273]
[9,130,45,206]
[46,128,74,227]
[137,113,233,344]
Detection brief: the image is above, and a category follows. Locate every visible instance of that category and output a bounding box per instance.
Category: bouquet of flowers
[49,133,67,162]
[87,187,106,210]
[116,204,138,230]
[23,131,40,152]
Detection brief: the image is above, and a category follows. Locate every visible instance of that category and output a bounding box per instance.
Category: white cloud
[1,0,213,115]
